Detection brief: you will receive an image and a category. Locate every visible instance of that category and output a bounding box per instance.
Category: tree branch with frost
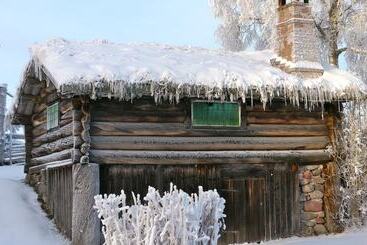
[94,184,226,245]
[209,0,367,78]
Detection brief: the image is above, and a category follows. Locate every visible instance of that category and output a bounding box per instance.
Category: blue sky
[0,0,218,106]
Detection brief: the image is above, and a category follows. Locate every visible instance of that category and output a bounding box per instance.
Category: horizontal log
[90,150,331,165]
[92,110,187,123]
[247,112,324,125]
[32,135,82,158]
[32,118,73,138]
[28,159,73,174]
[91,136,329,151]
[247,101,323,112]
[31,149,72,166]
[33,121,81,147]
[90,122,328,137]
[91,99,186,112]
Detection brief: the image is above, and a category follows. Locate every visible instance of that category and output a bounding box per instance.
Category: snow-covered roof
[13,39,367,119]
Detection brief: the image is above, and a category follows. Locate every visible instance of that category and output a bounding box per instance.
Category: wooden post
[72,163,100,245]
[0,84,7,165]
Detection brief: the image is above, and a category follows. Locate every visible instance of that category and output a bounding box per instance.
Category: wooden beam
[33,122,80,147]
[90,122,328,137]
[31,149,72,166]
[28,159,73,174]
[90,149,331,165]
[90,136,329,151]
[32,135,82,158]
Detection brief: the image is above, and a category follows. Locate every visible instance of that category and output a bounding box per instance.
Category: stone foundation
[299,165,328,236]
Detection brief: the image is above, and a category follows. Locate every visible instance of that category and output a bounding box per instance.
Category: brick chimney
[271,0,324,78]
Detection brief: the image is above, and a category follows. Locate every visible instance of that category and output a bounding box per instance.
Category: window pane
[47,102,59,130]
[192,101,241,127]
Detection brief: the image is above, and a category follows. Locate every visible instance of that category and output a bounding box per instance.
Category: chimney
[271,0,324,78]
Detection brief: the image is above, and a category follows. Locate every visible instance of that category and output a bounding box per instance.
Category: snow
[264,228,367,245]
[0,164,69,245]
[18,38,366,110]
[94,183,225,244]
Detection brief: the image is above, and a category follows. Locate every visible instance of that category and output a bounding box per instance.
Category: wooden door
[220,177,266,244]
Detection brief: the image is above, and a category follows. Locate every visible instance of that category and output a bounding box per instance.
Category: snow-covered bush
[334,102,367,227]
[94,183,226,245]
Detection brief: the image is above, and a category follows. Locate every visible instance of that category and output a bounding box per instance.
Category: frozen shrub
[94,183,226,245]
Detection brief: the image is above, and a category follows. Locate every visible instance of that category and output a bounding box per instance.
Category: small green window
[192,101,241,127]
[47,102,59,130]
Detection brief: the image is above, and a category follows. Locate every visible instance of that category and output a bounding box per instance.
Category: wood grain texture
[91,136,329,151]
[32,136,82,158]
[91,149,331,165]
[72,163,100,245]
[90,122,328,137]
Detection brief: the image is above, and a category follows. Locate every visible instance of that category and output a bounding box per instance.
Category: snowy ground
[262,229,367,245]
[0,164,68,245]
[1,164,367,245]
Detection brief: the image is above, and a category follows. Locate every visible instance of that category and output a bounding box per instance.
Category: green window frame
[47,102,59,130]
[191,101,241,127]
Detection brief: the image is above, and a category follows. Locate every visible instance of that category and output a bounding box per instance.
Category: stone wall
[299,165,328,236]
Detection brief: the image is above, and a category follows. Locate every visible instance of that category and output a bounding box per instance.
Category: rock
[314,224,328,235]
[313,176,325,184]
[312,168,322,176]
[304,199,323,212]
[306,165,319,171]
[303,170,313,179]
[302,211,325,220]
[302,183,315,193]
[315,184,324,192]
[309,190,324,199]
[302,227,314,236]
[300,178,311,186]
[300,194,307,202]
[306,220,316,227]
[315,217,325,224]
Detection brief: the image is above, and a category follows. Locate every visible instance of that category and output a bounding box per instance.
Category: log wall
[92,97,333,244]
[90,98,331,165]
[26,86,78,241]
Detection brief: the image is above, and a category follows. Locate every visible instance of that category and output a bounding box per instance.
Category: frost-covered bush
[94,184,226,245]
[334,102,367,227]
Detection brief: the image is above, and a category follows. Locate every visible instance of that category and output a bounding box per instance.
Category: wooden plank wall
[47,165,73,239]
[100,164,299,244]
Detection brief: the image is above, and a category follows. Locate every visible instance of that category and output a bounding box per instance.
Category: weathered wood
[32,117,73,138]
[47,165,73,239]
[28,159,73,174]
[32,100,73,127]
[32,136,82,158]
[91,136,329,151]
[31,149,72,166]
[90,122,328,137]
[33,122,80,147]
[91,149,331,165]
[247,112,324,125]
[72,163,100,245]
[24,124,33,172]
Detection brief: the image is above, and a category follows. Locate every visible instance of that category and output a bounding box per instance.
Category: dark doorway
[100,164,299,244]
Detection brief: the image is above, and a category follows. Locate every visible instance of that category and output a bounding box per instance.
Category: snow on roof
[19,39,367,109]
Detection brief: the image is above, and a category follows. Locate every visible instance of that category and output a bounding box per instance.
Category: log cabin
[11,1,367,244]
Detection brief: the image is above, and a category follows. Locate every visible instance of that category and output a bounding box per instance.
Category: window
[191,101,241,127]
[47,102,59,130]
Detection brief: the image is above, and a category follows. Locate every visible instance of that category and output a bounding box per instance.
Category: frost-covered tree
[209,0,367,76]
[334,103,367,227]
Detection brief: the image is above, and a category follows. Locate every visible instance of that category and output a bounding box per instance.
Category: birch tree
[209,0,367,74]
